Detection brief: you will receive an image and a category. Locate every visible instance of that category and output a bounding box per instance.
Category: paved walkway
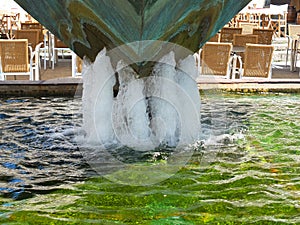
[39,59,73,80]
[1,50,300,97]
[272,66,300,79]
[36,58,300,80]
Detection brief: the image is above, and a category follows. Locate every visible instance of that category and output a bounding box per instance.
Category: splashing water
[81,48,201,150]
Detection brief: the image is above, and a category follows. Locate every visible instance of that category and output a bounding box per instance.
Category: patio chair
[20,22,50,71]
[269,4,288,37]
[286,24,300,70]
[233,34,258,47]
[260,14,271,29]
[242,44,274,79]
[21,22,44,43]
[252,28,274,45]
[0,13,20,38]
[220,27,242,43]
[239,22,259,34]
[0,15,8,35]
[15,30,44,80]
[0,15,9,38]
[10,13,21,32]
[0,39,34,80]
[233,34,258,71]
[208,33,220,42]
[200,42,233,79]
[15,29,40,49]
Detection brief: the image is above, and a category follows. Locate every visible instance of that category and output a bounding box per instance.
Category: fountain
[2,2,300,223]
[14,0,250,146]
[14,0,250,66]
[13,0,251,184]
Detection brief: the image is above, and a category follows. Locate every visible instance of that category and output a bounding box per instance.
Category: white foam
[175,55,201,144]
[81,49,201,149]
[148,51,179,147]
[82,48,116,146]
[113,61,152,150]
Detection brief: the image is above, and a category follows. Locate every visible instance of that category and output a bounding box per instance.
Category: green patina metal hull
[15,0,250,74]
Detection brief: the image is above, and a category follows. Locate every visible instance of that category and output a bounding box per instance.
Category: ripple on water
[0,98,86,200]
[0,94,299,224]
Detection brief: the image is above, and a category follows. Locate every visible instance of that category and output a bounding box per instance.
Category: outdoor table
[232,46,246,53]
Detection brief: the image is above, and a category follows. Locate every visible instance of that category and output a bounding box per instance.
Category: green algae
[1,93,299,224]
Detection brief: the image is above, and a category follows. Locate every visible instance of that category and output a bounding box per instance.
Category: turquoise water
[0,93,299,224]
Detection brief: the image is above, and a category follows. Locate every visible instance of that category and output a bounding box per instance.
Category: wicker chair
[200,42,233,79]
[21,22,50,71]
[16,30,44,80]
[0,39,33,80]
[15,29,40,49]
[242,44,274,79]
[239,22,259,34]
[252,28,274,45]
[21,22,44,43]
[233,34,258,47]
[220,27,242,43]
[232,34,258,72]
[208,33,220,42]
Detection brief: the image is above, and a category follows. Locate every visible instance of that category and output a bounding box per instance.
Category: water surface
[0,93,299,224]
